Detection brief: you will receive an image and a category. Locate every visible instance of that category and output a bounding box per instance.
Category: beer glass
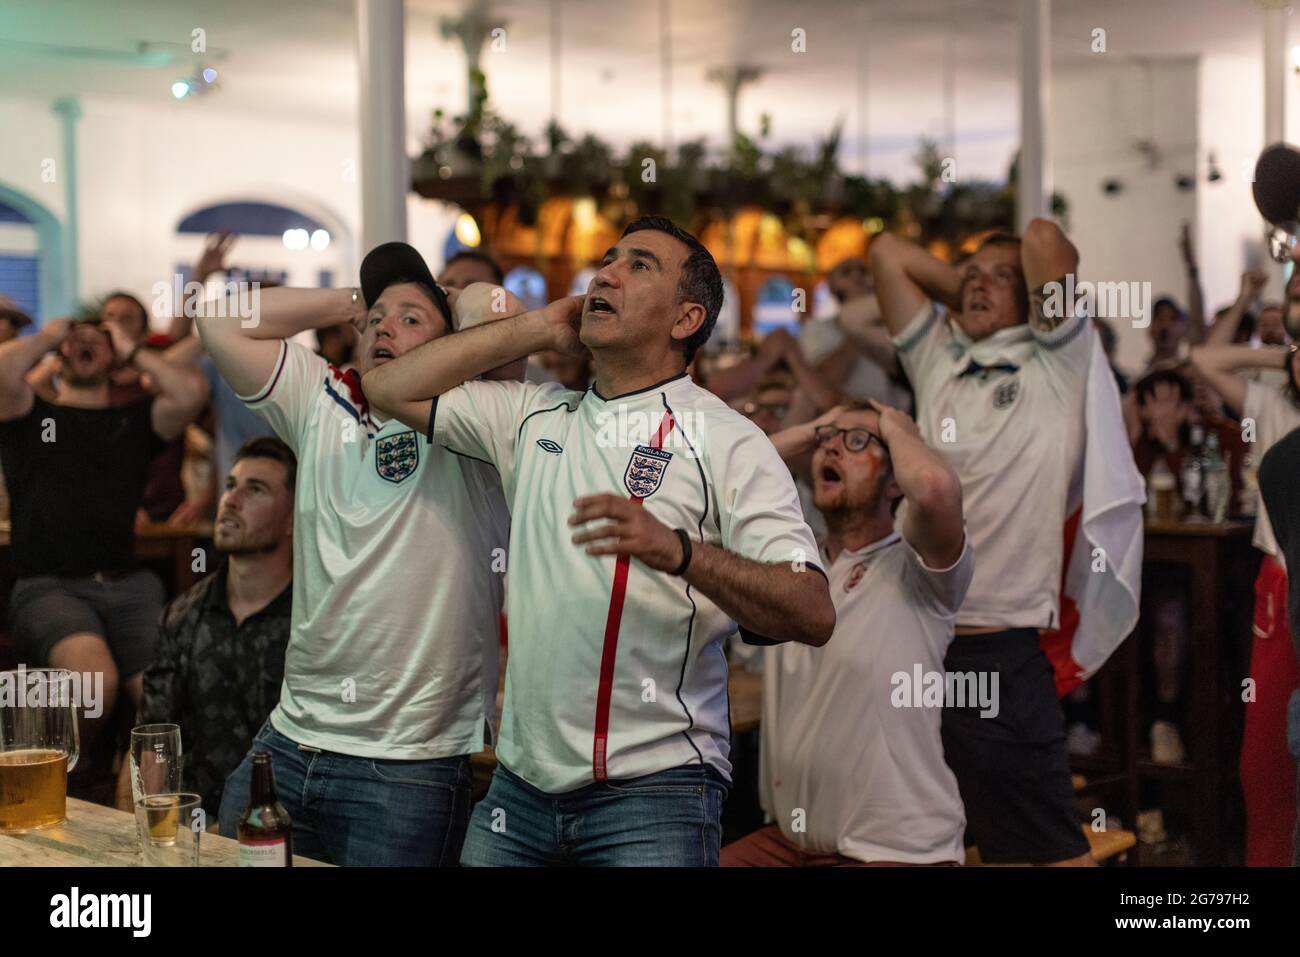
[129,723,183,819]
[0,668,81,831]
[135,792,202,865]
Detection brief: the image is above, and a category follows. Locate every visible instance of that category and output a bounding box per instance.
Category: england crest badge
[375,431,419,483]
[624,445,672,498]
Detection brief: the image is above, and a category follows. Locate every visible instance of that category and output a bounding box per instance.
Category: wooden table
[0,797,329,867]
[1139,518,1256,864]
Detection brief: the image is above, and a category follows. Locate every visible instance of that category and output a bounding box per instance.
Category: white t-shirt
[760,531,972,864]
[241,340,508,758]
[893,302,1090,629]
[1244,379,1300,560]
[430,372,822,793]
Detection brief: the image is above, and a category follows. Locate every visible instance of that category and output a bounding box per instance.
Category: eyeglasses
[1267,227,1299,264]
[814,424,888,455]
[741,400,790,419]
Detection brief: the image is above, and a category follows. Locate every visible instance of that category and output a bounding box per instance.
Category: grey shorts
[7,570,164,678]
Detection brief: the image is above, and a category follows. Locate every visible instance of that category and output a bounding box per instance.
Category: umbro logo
[536,439,564,454]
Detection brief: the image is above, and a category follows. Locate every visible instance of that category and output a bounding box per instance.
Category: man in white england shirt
[722,399,971,866]
[365,217,836,866]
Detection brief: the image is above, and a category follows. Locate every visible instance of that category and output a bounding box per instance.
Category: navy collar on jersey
[589,370,690,402]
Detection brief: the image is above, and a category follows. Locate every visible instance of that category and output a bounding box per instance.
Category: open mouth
[587,296,617,316]
[371,345,395,362]
[819,462,843,484]
[968,298,992,313]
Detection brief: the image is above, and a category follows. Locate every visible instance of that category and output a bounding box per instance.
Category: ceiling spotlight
[282,228,309,250]
[170,80,191,100]
[202,67,218,84]
[309,229,331,251]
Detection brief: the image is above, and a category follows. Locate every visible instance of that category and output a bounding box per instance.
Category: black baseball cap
[359,242,452,324]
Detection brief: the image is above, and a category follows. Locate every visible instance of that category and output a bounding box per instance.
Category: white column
[1263,1,1289,146]
[52,97,81,308]
[1017,0,1051,230]
[356,0,408,248]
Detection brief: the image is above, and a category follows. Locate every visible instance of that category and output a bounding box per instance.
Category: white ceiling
[0,0,1279,182]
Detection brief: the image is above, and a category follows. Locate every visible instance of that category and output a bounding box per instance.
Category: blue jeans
[460,763,728,867]
[218,721,471,867]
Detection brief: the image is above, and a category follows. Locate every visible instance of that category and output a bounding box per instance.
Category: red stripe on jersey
[592,409,677,781]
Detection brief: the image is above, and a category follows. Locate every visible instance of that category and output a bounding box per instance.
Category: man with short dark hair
[440,249,505,289]
[871,220,1140,866]
[366,215,835,866]
[199,242,512,866]
[122,437,296,816]
[0,315,208,757]
[0,297,33,344]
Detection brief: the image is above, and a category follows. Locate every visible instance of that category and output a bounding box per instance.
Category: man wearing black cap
[198,243,513,866]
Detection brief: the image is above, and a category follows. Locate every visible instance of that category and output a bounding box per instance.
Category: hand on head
[543,295,590,359]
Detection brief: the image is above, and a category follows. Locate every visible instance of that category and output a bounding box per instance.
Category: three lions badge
[624,446,672,498]
[375,431,419,483]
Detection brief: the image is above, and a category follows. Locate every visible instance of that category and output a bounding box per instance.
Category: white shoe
[1150,720,1186,765]
[1137,808,1168,844]
[1067,721,1101,756]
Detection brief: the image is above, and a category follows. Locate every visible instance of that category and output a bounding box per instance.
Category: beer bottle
[237,752,293,867]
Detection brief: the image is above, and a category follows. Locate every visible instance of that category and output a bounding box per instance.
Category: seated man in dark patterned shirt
[118,437,295,818]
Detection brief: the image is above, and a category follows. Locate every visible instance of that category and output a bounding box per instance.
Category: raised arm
[167,231,237,342]
[1189,343,1289,415]
[0,318,69,421]
[104,321,208,441]
[1179,222,1206,344]
[195,286,364,397]
[569,493,835,646]
[364,293,583,433]
[835,293,902,376]
[1205,271,1267,346]
[868,233,962,335]
[870,399,965,568]
[1023,217,1081,334]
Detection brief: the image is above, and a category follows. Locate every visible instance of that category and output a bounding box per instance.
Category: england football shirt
[760,531,972,864]
[429,372,823,793]
[240,340,509,758]
[893,302,1090,629]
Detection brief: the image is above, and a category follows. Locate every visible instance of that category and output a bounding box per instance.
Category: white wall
[1199,55,1276,312]
[1050,57,1199,375]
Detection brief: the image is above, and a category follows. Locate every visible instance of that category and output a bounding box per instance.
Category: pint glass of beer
[0,668,81,832]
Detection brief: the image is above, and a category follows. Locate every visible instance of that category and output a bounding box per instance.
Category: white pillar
[52,97,81,308]
[1263,1,1289,146]
[356,0,408,249]
[1017,0,1051,230]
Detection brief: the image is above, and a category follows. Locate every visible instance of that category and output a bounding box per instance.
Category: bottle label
[239,837,288,867]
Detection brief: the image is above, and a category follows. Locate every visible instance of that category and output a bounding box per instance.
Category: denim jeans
[460,763,728,867]
[218,721,471,867]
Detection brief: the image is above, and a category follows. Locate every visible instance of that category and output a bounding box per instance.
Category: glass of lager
[129,723,183,813]
[134,792,202,866]
[0,668,81,831]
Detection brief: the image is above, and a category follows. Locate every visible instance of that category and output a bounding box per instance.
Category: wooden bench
[965,826,1137,866]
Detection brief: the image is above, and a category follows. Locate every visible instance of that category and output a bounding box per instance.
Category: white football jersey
[241,340,508,759]
[430,372,822,793]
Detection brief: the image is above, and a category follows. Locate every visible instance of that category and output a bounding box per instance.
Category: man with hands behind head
[365,216,834,866]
